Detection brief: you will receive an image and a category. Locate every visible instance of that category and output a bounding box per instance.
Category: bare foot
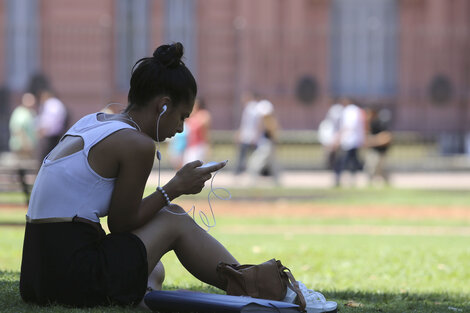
[138,261,165,310]
[148,261,165,291]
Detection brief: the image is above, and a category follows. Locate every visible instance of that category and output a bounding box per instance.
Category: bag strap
[277,261,307,312]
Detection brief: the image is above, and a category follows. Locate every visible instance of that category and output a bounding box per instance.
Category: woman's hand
[164,160,227,199]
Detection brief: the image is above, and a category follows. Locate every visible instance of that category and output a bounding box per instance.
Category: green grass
[0,192,28,204]
[1,187,470,312]
[168,187,470,207]
[3,182,470,207]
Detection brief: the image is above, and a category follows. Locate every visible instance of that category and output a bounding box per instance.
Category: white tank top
[27,113,137,223]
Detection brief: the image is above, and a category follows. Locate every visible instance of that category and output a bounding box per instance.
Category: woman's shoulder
[81,112,156,161]
[110,129,156,158]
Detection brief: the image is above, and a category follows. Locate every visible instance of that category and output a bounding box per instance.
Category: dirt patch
[177,200,470,220]
[2,200,470,221]
[220,225,470,236]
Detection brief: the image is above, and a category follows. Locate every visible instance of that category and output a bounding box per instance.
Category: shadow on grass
[1,271,469,313]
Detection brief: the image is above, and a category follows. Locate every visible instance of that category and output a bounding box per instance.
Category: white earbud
[155,104,168,164]
[160,105,167,116]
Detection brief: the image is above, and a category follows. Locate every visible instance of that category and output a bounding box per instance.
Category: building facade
[0,0,469,136]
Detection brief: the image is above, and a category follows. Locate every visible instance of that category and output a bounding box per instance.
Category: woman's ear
[156,96,171,115]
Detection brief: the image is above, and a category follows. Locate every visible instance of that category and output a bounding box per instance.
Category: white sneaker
[282,281,337,313]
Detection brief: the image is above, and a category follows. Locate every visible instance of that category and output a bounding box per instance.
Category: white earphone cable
[162,169,231,232]
[105,102,229,232]
[156,110,163,188]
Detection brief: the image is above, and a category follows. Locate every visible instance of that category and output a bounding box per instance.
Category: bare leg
[139,261,165,309]
[132,204,238,290]
[148,261,165,291]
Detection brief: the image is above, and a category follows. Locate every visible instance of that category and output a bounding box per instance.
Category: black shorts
[20,221,148,307]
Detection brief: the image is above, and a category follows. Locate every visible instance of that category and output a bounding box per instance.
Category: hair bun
[153,42,184,68]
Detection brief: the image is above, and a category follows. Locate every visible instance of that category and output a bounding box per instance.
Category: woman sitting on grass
[20,42,336,313]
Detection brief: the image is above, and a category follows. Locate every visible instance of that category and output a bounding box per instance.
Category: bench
[0,152,38,205]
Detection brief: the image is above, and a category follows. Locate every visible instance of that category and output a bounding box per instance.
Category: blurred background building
[0,0,469,168]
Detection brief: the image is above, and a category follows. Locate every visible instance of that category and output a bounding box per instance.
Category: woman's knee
[133,204,192,243]
[161,204,187,215]
[159,204,195,225]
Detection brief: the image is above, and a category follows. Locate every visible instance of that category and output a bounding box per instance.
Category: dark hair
[127,42,197,110]
[27,72,51,99]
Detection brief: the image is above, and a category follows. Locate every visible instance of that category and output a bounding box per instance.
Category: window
[115,0,149,90]
[164,0,197,76]
[5,0,39,91]
[330,0,397,97]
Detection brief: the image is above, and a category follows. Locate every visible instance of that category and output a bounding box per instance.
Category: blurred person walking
[183,97,211,163]
[37,88,69,161]
[364,107,392,186]
[247,98,280,184]
[234,91,261,175]
[318,97,343,170]
[167,124,189,170]
[8,92,38,204]
[334,97,365,187]
[9,93,37,157]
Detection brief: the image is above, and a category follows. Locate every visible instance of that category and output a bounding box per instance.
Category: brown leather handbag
[217,258,306,312]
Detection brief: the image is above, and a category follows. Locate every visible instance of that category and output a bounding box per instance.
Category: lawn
[1,187,470,312]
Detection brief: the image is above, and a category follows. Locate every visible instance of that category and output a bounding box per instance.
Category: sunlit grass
[1,186,469,312]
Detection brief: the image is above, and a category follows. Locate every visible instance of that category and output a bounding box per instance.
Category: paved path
[151,170,470,190]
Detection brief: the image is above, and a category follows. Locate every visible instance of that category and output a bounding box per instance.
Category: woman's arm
[107,132,161,233]
[107,131,226,233]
